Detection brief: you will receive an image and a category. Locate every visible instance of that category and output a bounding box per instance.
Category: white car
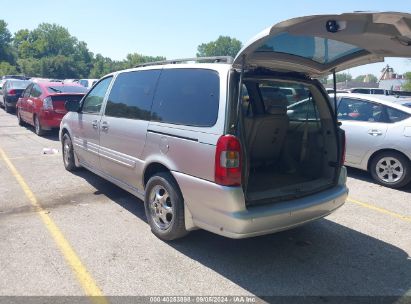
[78,79,98,89]
[336,93,411,188]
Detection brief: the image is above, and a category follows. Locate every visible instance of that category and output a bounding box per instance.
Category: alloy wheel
[376,157,404,184]
[148,185,174,230]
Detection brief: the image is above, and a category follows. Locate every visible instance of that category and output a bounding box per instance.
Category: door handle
[92,120,98,129]
[368,129,383,136]
[101,121,109,131]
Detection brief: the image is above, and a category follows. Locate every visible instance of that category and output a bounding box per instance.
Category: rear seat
[246,93,289,166]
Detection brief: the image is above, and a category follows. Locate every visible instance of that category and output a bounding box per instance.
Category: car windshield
[47,86,88,94]
[9,80,31,89]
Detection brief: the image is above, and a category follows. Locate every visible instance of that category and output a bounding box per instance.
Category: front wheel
[144,172,188,241]
[370,151,411,188]
[62,133,78,171]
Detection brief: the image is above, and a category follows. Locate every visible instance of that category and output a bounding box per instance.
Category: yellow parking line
[0,147,108,304]
[347,197,411,223]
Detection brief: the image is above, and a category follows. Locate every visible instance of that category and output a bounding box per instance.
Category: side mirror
[65,100,80,112]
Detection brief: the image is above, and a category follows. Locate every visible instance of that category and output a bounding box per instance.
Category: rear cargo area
[240,77,339,204]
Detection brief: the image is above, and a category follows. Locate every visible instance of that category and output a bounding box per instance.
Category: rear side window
[151,69,220,127]
[386,107,411,123]
[338,98,385,122]
[105,70,161,120]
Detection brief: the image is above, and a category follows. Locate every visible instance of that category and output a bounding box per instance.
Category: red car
[16,81,88,135]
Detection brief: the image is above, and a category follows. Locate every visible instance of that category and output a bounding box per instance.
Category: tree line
[0,20,243,79]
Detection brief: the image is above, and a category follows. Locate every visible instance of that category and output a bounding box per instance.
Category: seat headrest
[264,92,288,115]
[267,104,287,115]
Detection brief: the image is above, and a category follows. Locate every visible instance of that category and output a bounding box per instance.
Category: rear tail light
[8,89,16,95]
[43,96,53,110]
[341,132,346,165]
[215,135,242,186]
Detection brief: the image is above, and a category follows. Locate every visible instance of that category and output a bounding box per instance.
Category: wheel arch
[143,162,173,189]
[367,148,411,171]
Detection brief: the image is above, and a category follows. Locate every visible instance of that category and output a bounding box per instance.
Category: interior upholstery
[247,93,289,165]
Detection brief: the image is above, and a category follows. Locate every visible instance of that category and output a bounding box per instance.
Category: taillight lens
[43,96,53,110]
[8,89,16,95]
[215,135,242,186]
[341,132,346,165]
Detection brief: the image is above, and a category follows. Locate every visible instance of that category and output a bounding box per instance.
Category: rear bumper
[4,96,18,106]
[39,111,66,129]
[173,167,348,239]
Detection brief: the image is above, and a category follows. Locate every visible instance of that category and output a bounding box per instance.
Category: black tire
[34,115,45,136]
[17,109,24,126]
[62,133,78,172]
[370,151,411,188]
[4,102,11,113]
[144,172,188,241]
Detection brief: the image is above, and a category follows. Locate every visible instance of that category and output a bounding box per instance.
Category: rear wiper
[48,87,62,93]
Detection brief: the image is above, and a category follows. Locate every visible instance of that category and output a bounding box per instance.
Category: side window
[82,77,113,114]
[338,98,384,122]
[30,84,42,98]
[23,84,33,98]
[151,69,220,127]
[287,99,320,121]
[241,84,252,117]
[386,107,411,123]
[105,70,161,120]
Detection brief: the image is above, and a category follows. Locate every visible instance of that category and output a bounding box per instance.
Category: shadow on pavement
[73,169,411,299]
[347,167,411,193]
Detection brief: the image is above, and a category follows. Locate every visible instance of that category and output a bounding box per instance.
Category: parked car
[347,88,388,95]
[293,92,411,188]
[60,11,410,241]
[1,75,30,81]
[335,93,411,188]
[0,79,31,113]
[17,82,88,135]
[78,79,98,89]
[326,89,349,94]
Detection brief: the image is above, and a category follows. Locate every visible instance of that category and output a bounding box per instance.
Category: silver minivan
[60,12,410,240]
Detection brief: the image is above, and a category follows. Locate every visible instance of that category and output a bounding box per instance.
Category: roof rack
[135,56,234,68]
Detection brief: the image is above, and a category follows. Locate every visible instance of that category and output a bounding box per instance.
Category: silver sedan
[335,93,411,188]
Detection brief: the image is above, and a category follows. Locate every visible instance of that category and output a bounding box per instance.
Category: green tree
[197,36,242,58]
[123,53,166,69]
[0,20,14,64]
[402,72,411,91]
[328,72,352,84]
[354,74,378,83]
[89,54,118,78]
[0,62,17,75]
[13,23,92,78]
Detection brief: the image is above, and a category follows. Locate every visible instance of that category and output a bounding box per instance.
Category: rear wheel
[34,115,45,136]
[370,151,411,188]
[4,102,11,113]
[144,172,188,241]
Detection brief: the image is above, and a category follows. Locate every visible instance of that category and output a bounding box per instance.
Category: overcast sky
[3,0,411,77]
